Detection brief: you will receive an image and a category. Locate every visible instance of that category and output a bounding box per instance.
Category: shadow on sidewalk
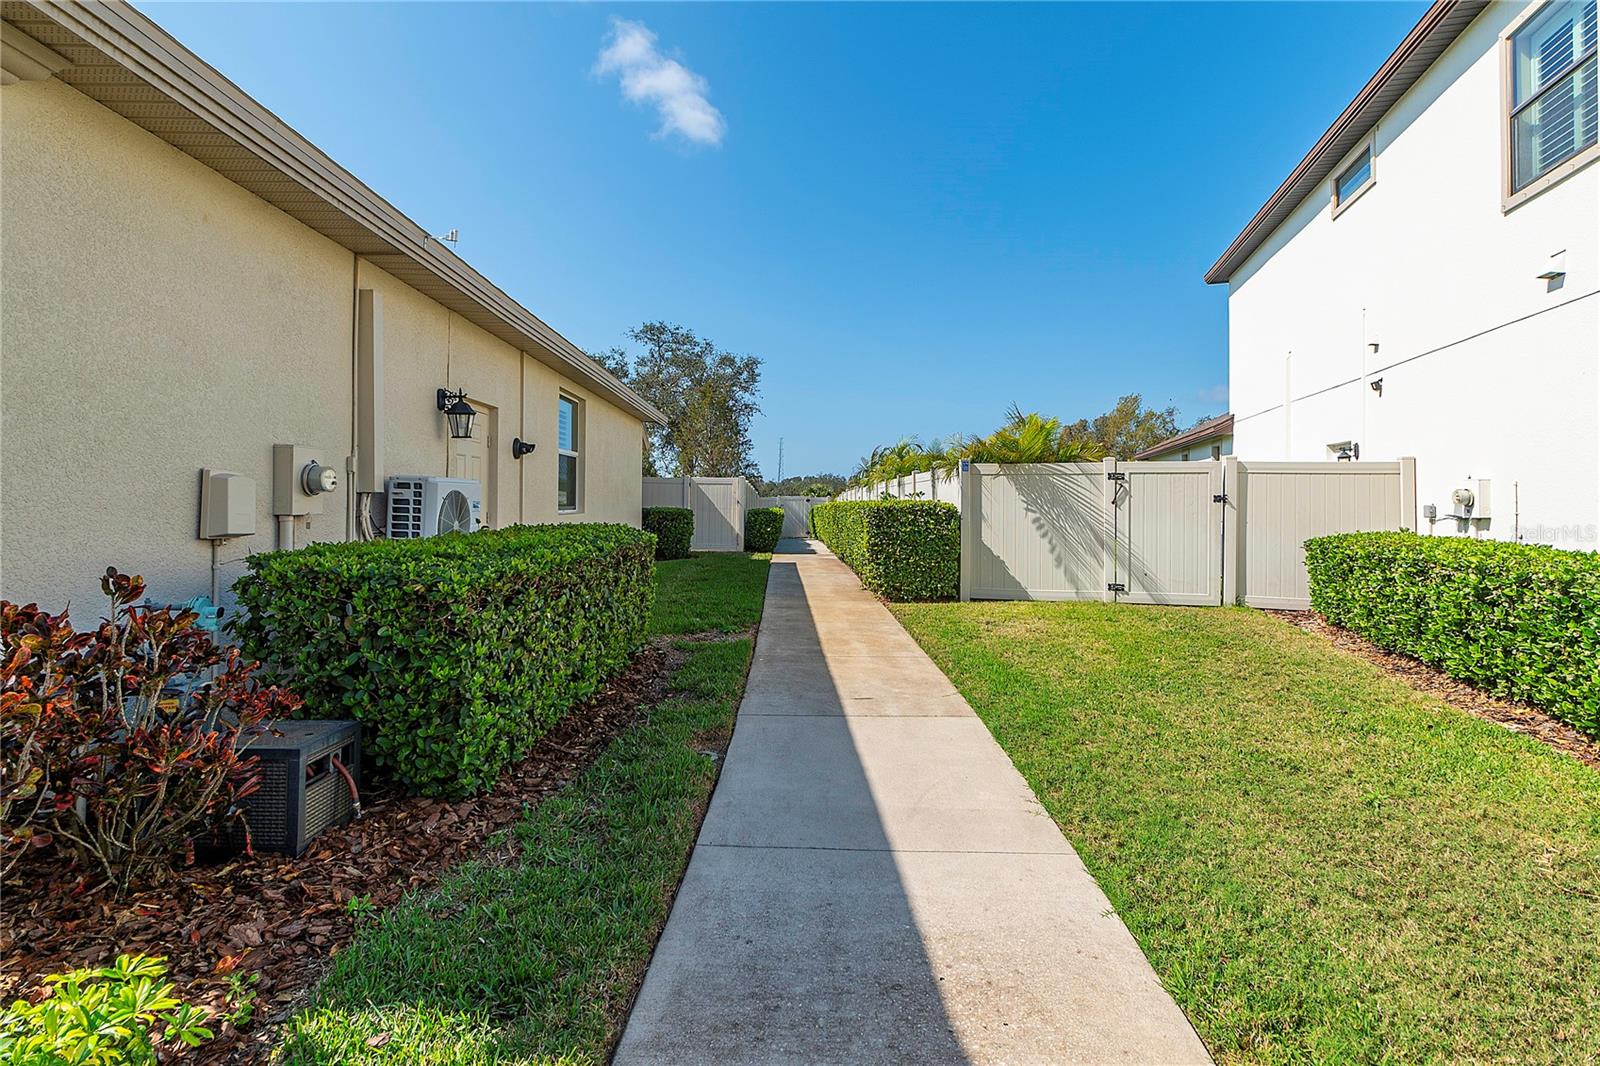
[614,555,970,1064]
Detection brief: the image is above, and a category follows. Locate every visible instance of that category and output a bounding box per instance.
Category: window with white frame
[1509,0,1599,192]
[1334,143,1375,208]
[557,394,581,512]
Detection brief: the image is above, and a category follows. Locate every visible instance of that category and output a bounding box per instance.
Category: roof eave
[1204,0,1489,286]
[13,0,668,426]
[1132,413,1235,460]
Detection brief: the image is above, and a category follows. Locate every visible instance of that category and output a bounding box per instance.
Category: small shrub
[643,507,693,560]
[1305,531,1600,735]
[233,524,655,797]
[744,507,784,554]
[0,954,214,1064]
[810,500,960,601]
[1,570,298,893]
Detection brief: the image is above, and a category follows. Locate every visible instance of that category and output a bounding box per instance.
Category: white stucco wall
[1,76,645,615]
[1225,0,1599,550]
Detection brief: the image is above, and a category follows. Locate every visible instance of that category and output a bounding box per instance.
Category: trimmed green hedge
[643,507,693,560]
[1305,531,1599,735]
[744,507,784,554]
[233,524,656,797]
[810,500,959,601]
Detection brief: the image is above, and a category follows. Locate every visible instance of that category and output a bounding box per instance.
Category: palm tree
[853,410,1101,489]
[950,405,1104,467]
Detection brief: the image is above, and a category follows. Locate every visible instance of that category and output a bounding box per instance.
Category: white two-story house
[1208,0,1597,550]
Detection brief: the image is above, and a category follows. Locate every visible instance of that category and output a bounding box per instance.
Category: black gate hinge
[1105,471,1126,481]
[1213,493,1228,503]
[1106,582,1127,593]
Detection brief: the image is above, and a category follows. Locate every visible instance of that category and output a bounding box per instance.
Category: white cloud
[595,18,726,147]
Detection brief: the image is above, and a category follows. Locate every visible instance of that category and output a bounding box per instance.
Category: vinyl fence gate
[643,476,751,552]
[759,496,826,539]
[960,457,1415,609]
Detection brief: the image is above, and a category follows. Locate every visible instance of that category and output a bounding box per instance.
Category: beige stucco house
[0,2,664,614]
[1133,414,1235,463]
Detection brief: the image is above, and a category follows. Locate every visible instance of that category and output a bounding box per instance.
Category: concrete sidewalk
[614,538,1210,1065]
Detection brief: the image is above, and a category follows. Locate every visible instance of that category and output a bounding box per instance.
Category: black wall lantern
[511,437,536,459]
[436,388,477,440]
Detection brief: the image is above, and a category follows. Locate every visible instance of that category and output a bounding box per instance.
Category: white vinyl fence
[750,495,828,538]
[836,469,962,508]
[961,457,1415,609]
[643,476,753,551]
[1227,460,1415,608]
[642,479,824,549]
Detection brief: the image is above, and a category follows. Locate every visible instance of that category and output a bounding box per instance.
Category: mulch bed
[1269,610,1600,771]
[0,641,682,1063]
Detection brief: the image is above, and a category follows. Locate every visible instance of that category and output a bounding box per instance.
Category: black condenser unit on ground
[229,720,361,857]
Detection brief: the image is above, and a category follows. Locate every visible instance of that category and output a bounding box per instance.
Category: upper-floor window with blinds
[1510,0,1599,192]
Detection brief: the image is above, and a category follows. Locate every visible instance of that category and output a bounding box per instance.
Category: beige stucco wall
[359,261,452,485]
[1,77,645,615]
[355,258,644,528]
[520,358,645,526]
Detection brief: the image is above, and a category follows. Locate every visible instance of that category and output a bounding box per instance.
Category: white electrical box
[199,470,256,539]
[273,443,336,516]
[1473,478,1491,520]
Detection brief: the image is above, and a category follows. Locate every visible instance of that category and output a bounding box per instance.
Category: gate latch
[1106,582,1127,593]
[1105,471,1126,481]
[1213,493,1228,503]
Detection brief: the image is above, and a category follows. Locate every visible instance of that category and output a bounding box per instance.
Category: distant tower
[776,438,785,486]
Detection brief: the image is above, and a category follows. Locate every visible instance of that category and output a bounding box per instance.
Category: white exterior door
[449,398,496,528]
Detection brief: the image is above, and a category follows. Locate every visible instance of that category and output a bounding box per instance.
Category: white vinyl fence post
[1221,456,1241,606]
[959,461,976,601]
[1399,456,1418,531]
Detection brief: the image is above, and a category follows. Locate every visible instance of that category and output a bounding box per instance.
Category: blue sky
[145,1,1425,478]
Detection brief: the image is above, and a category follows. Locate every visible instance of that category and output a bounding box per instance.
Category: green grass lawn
[892,600,1600,1065]
[650,551,772,636]
[280,552,770,1064]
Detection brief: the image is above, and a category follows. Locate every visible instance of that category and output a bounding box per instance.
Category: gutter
[1203,0,1488,285]
[21,1,667,426]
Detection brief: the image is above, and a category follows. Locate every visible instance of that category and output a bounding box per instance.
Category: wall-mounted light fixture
[1370,378,1383,396]
[436,388,477,439]
[512,437,536,459]
[1335,442,1360,461]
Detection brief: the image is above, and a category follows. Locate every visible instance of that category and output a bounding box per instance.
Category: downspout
[346,252,359,541]
[519,351,526,522]
[444,313,453,472]
[1359,308,1369,454]
[1283,352,1293,456]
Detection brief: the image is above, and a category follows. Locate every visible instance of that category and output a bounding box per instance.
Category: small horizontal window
[1334,144,1375,207]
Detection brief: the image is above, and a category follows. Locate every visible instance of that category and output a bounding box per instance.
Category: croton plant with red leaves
[1,568,301,894]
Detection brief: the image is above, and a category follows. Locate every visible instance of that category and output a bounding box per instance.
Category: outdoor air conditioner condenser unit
[385,475,483,538]
[201,719,361,858]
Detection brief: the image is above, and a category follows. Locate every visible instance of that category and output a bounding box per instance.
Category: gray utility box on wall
[232,720,361,856]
